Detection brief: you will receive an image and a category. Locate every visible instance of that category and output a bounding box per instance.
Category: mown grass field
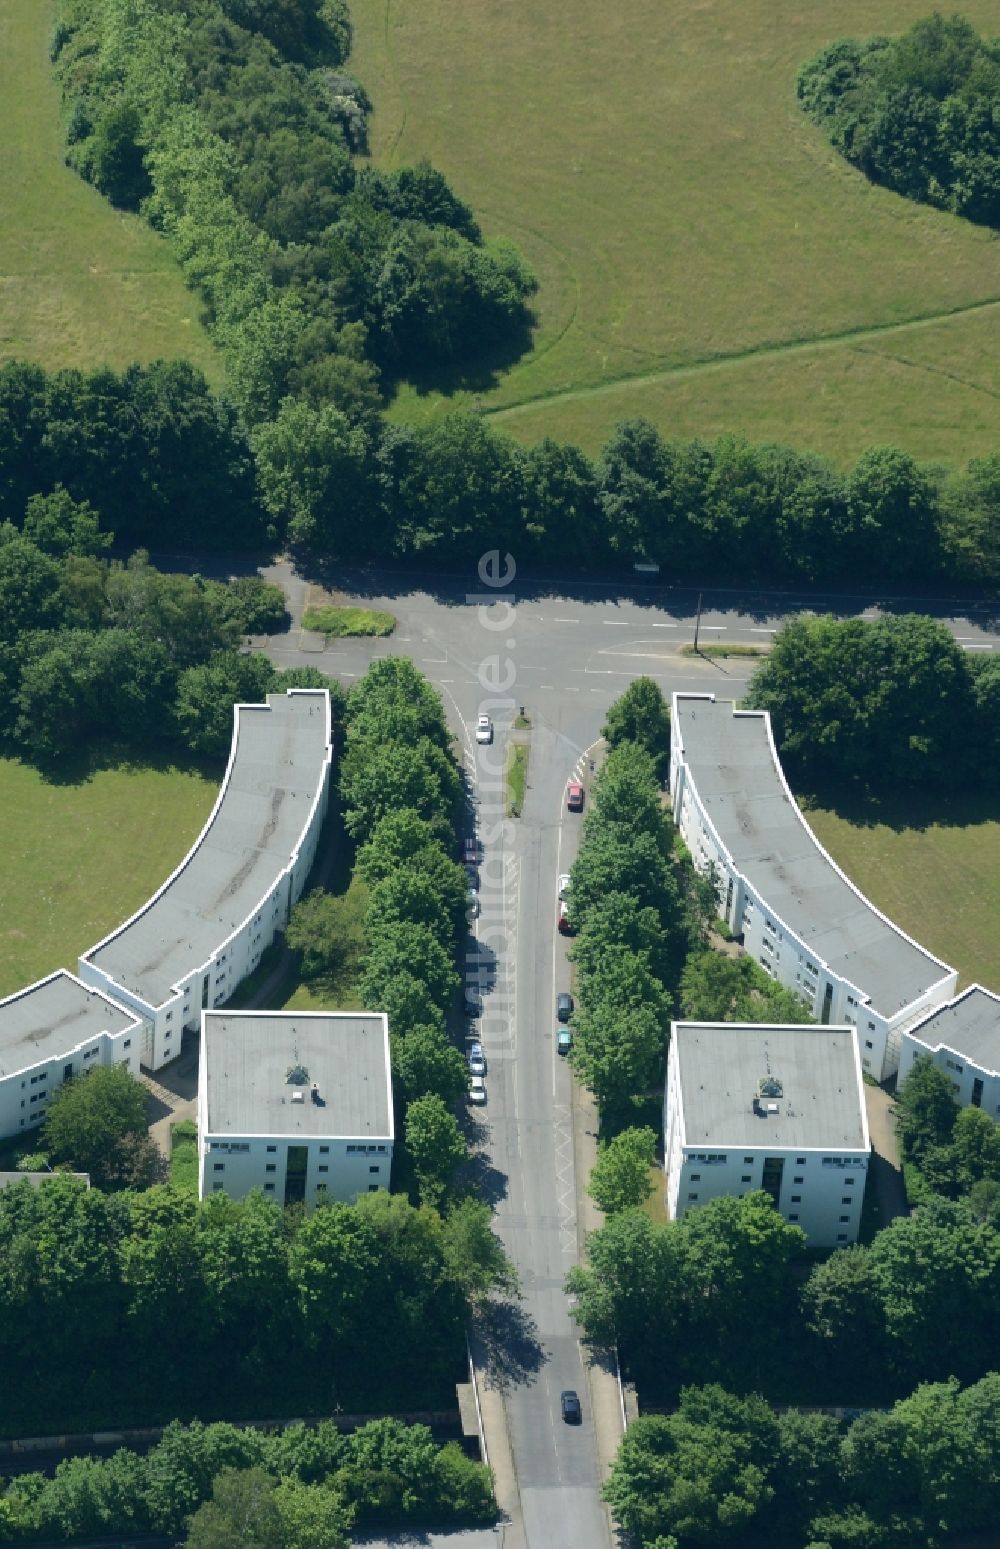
[352,0,1000,464]
[805,792,1000,993]
[0,0,221,379]
[0,757,218,998]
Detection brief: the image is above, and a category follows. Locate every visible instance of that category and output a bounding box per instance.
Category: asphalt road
[250,561,998,1549]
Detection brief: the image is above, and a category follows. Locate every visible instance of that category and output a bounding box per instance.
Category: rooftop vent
[291,1090,305,1104]
[758,1075,783,1099]
[286,1063,309,1086]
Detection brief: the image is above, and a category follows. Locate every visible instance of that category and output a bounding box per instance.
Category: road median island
[506,739,530,817]
[680,642,768,659]
[301,604,396,638]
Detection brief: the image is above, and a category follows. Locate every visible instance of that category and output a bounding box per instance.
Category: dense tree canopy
[799,14,1000,229]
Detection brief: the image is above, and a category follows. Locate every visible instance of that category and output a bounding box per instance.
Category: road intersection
[253,561,997,1549]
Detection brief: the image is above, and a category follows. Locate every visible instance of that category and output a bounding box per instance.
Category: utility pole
[693,591,703,653]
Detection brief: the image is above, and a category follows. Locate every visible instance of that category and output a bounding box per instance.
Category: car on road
[557,901,575,936]
[465,862,479,887]
[468,1042,486,1077]
[467,885,480,918]
[557,1028,573,1056]
[468,1075,487,1105]
[566,782,585,812]
[556,991,574,1022]
[464,988,482,1017]
[560,1390,582,1423]
[475,714,493,745]
[463,836,479,863]
[558,873,571,900]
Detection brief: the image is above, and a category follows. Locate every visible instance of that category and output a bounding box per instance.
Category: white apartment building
[665,1021,870,1247]
[198,1010,394,1207]
[78,689,332,1071]
[0,970,144,1141]
[670,694,957,1081]
[900,985,1000,1115]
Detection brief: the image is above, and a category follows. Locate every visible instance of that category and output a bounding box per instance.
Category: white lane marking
[963,643,993,650]
[698,625,725,632]
[440,678,454,683]
[602,620,631,626]
[541,682,556,689]
[421,656,447,664]
[340,672,357,678]
[751,627,777,634]
[554,617,580,623]
[652,622,676,628]
[565,687,580,693]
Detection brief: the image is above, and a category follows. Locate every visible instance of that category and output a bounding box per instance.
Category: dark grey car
[556,992,574,1023]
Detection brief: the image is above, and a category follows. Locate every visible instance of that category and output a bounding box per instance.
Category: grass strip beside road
[302,605,396,638]
[680,643,769,659]
[506,743,529,817]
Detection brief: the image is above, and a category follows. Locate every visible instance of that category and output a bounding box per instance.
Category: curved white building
[78,689,332,1070]
[670,693,958,1081]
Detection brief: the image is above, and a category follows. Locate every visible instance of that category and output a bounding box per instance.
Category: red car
[566,782,585,812]
[558,900,576,936]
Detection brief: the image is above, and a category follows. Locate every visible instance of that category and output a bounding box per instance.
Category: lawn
[351,0,1000,465]
[302,605,396,638]
[0,756,218,998]
[506,743,529,817]
[170,1119,199,1195]
[803,790,1000,993]
[0,0,221,380]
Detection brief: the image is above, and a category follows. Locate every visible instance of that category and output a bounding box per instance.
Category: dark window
[793,1175,803,1184]
[761,1156,784,1207]
[788,1214,799,1221]
[212,1183,223,1192]
[318,1165,328,1173]
[265,1183,275,1192]
[368,1184,379,1192]
[743,1156,753,1164]
[690,1172,701,1181]
[319,1145,329,1154]
[973,1078,984,1108]
[266,1145,276,1153]
[791,1194,801,1202]
[795,1157,806,1166]
[837,1233,848,1241]
[213,1162,224,1172]
[123,1040,131,1049]
[842,1197,852,1205]
[265,1164,276,1174]
[839,1215,850,1223]
[845,1178,856,1186]
[741,1175,751,1183]
[687,1193,698,1201]
[369,1165,379,1174]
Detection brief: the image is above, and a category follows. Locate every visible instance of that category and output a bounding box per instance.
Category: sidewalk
[864,1083,908,1227]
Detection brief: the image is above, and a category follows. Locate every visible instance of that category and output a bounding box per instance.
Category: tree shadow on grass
[26,737,222,791]
[796,779,1000,835]
[388,311,538,403]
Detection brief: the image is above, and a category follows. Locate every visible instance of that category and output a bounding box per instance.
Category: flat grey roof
[674,1022,867,1150]
[674,697,950,1017]
[86,692,330,1007]
[0,972,139,1077]
[911,986,1000,1072]
[203,1012,393,1139]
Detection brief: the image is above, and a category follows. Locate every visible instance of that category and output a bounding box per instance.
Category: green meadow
[0,758,217,998]
[0,0,221,380]
[352,0,1000,464]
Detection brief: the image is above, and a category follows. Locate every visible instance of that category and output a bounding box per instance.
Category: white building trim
[0,970,144,1141]
[670,693,957,1080]
[78,690,332,1069]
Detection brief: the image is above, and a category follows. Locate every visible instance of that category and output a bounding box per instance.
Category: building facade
[78,689,332,1070]
[0,971,143,1141]
[669,693,957,1081]
[665,1021,870,1247]
[197,1010,394,1207]
[900,986,1000,1115]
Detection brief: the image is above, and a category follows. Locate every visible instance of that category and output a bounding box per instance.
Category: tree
[43,1065,153,1190]
[366,868,453,943]
[680,950,812,1024]
[185,1468,283,1549]
[251,400,376,552]
[588,1126,657,1214]
[0,533,60,642]
[603,1403,774,1545]
[23,487,111,557]
[404,1095,467,1208]
[90,101,151,210]
[439,1198,517,1303]
[392,1024,467,1108]
[174,652,275,757]
[360,921,459,1011]
[893,1055,958,1166]
[286,883,369,984]
[602,679,672,780]
[572,891,674,989]
[271,1477,352,1549]
[571,945,669,1111]
[341,739,459,843]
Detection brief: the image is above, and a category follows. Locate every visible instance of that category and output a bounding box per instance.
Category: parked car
[467,886,480,918]
[560,1390,582,1423]
[475,714,493,745]
[557,1028,573,1056]
[463,837,479,863]
[558,873,572,900]
[556,991,574,1022]
[468,1041,486,1077]
[468,1075,487,1105]
[465,862,479,887]
[557,900,575,936]
[464,988,482,1017]
[566,782,584,812]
